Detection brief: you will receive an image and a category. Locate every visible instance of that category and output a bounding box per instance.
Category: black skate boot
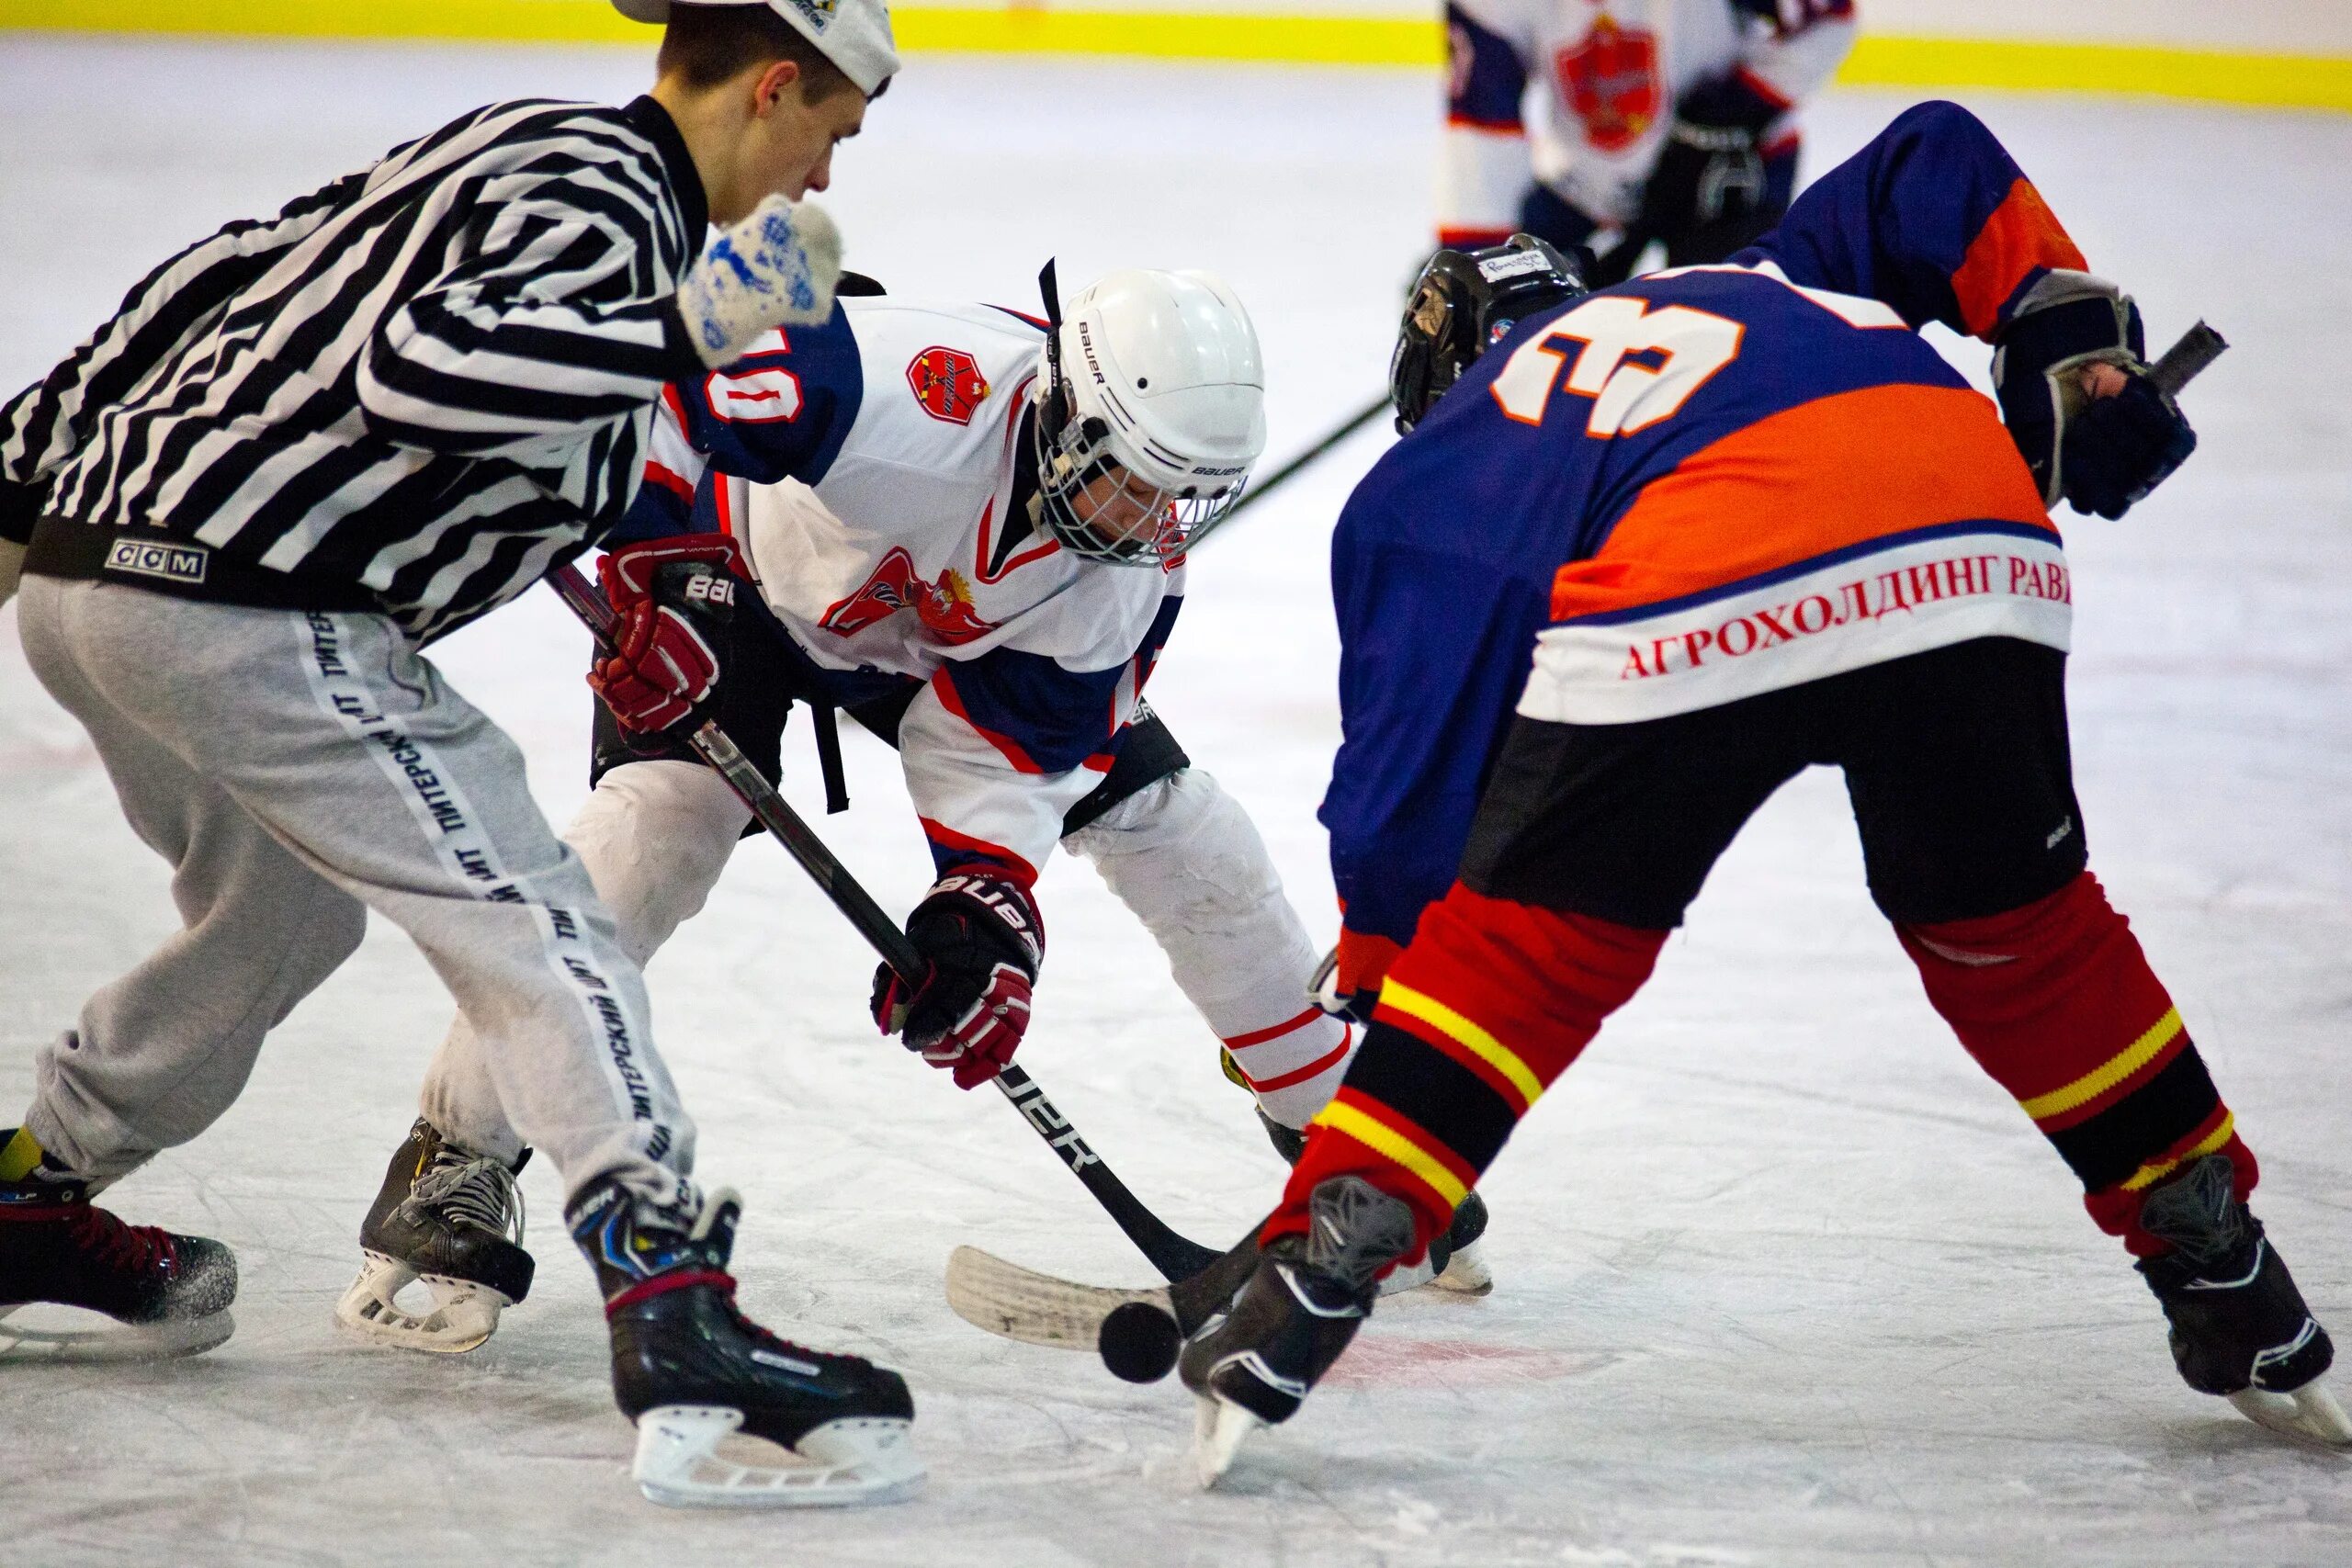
[1257,1108,1493,1296]
[2135,1154,2351,1446]
[1177,1174,1417,1485]
[336,1119,533,1353]
[0,1126,236,1361]
[571,1180,922,1508]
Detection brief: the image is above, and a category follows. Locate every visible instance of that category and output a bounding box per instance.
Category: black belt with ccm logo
[25,514,379,614]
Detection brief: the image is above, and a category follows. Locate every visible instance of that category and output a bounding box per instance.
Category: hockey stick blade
[944,1245,1172,1349]
[547,563,1222,1281]
[945,1226,1272,1356]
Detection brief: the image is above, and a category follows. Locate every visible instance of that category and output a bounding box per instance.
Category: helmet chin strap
[1036,258,1071,437]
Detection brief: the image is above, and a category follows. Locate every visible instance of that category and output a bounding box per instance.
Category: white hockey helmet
[1032,266,1266,566]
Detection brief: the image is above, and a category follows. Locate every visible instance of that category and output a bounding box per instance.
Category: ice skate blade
[1191,1395,1262,1489]
[2229,1381,2352,1449]
[0,1303,233,1363]
[633,1406,925,1509]
[334,1252,508,1354]
[1427,1239,1494,1296]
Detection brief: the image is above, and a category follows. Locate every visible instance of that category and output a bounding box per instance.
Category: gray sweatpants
[14,576,695,1216]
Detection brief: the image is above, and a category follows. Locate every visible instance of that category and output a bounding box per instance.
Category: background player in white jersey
[1440,0,1855,272]
[339,268,1491,1353]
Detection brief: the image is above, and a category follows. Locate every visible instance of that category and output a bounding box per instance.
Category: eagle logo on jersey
[1555,17,1660,154]
[819,547,996,644]
[907,346,991,426]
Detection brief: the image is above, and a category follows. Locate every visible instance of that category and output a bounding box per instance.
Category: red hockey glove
[871,868,1045,1089]
[586,534,747,733]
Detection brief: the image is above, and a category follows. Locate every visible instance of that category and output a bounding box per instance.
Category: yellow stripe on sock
[2017,1007,2184,1122]
[0,1126,44,1181]
[1312,1100,1468,1210]
[2120,1112,2238,1193]
[1378,978,1544,1108]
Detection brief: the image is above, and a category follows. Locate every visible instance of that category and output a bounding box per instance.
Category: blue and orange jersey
[1328,101,2093,981]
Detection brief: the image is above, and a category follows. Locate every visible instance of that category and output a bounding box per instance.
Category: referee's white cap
[615,0,899,96]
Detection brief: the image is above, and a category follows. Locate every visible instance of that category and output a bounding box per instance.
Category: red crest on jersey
[1554,17,1660,154]
[818,547,995,644]
[907,346,990,426]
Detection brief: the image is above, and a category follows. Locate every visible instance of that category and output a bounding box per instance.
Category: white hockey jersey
[1440,0,1856,245]
[624,297,1184,884]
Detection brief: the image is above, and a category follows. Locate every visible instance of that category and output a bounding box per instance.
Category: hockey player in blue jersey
[1170,101,2347,1482]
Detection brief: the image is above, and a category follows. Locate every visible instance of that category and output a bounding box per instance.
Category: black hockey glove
[1634,74,1779,267]
[1995,273,2197,520]
[872,868,1044,1089]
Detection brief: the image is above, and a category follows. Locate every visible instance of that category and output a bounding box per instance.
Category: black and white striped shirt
[0,96,709,640]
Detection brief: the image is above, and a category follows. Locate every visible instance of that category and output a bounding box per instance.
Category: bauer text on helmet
[1034,269,1267,566]
[616,0,899,96]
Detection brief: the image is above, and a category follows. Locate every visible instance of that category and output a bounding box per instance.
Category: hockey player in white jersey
[1441,0,1854,271]
[336,268,1492,1355]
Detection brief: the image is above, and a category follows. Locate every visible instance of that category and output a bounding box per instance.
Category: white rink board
[5,36,2352,1568]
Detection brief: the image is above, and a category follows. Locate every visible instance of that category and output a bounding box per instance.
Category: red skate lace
[67,1205,178,1277]
[602,1267,831,1362]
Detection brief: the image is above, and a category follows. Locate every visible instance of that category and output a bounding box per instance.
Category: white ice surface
[5,35,2352,1567]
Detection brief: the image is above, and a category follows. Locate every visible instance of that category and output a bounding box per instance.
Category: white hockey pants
[1062,770,1356,1128]
[14,578,696,1216]
[423,761,1354,1160]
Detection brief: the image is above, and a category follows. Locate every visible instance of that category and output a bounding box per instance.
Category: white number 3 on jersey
[1488,297,1744,436]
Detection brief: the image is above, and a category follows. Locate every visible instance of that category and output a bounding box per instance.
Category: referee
[0,0,908,1490]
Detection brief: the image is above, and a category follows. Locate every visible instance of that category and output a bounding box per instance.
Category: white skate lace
[402,1154,525,1247]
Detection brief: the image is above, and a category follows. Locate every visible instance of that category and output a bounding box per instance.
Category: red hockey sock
[1266,883,1668,1259]
[1895,870,2254,1255]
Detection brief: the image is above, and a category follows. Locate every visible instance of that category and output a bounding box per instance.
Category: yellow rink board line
[4,2,2349,112]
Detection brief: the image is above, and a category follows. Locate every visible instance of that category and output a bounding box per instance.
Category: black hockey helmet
[1387,234,1589,433]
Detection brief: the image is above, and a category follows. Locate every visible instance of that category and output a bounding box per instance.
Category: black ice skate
[0,1127,236,1362]
[1257,1108,1494,1296]
[1177,1174,1416,1486]
[571,1180,922,1508]
[2136,1153,2352,1446]
[336,1119,533,1353]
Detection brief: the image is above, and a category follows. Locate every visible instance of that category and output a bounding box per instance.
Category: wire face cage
[1032,411,1247,567]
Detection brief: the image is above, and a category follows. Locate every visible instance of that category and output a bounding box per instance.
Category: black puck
[1098,1299,1182,1383]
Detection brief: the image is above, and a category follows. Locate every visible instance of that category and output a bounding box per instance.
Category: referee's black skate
[2135,1154,2352,1446]
[1177,1175,1415,1486]
[0,1127,236,1362]
[571,1180,922,1508]
[1256,1108,1493,1295]
[337,1119,533,1353]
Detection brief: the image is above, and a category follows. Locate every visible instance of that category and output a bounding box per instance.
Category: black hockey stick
[1221,394,1390,524]
[547,563,1223,1281]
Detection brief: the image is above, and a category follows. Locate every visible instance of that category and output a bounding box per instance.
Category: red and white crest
[818,547,995,645]
[1554,17,1661,154]
[906,345,991,426]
